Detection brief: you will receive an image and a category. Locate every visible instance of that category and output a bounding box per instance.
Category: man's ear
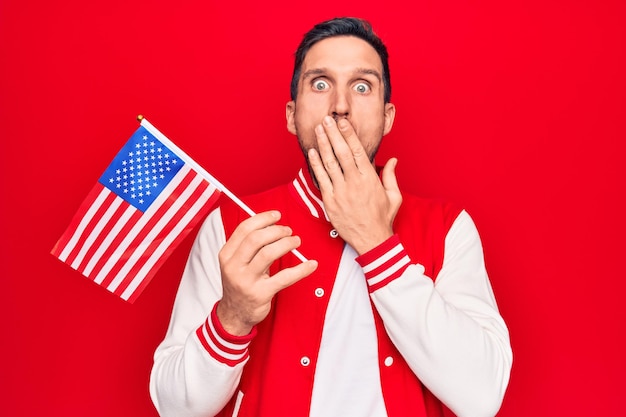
[383,102,396,136]
[286,101,297,135]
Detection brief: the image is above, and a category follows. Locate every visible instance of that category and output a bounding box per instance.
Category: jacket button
[315,288,325,297]
[384,356,394,367]
[300,356,311,367]
[329,229,339,238]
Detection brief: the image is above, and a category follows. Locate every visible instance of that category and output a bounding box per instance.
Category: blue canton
[99,126,184,212]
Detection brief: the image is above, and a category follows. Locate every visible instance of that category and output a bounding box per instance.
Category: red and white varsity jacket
[150,168,512,417]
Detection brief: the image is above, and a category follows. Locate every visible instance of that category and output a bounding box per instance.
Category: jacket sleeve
[149,208,253,417]
[356,210,513,417]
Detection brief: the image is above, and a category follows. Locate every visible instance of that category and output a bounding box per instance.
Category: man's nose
[330,88,350,120]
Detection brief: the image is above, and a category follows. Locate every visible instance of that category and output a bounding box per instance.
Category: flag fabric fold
[52,119,221,303]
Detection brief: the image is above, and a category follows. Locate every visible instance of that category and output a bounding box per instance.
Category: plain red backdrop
[1,0,624,416]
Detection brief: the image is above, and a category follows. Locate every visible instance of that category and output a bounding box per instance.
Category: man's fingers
[319,116,370,177]
[219,211,282,261]
[308,147,334,193]
[382,157,403,211]
[335,118,371,171]
[381,157,400,193]
[314,123,343,180]
[267,260,319,292]
[248,234,302,272]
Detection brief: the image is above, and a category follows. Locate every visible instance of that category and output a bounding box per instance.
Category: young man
[150,17,512,417]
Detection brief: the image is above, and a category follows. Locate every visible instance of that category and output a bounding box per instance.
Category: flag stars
[103,134,185,208]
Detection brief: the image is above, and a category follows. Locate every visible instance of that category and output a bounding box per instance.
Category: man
[150,17,512,417]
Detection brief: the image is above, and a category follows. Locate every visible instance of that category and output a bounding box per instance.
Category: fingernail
[337,118,348,129]
[323,116,334,126]
[315,124,324,135]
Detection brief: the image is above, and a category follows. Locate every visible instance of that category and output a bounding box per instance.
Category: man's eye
[313,80,329,91]
[354,83,370,93]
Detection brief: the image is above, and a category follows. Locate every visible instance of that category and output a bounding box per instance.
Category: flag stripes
[52,159,220,302]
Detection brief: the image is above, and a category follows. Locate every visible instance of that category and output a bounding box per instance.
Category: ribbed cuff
[355,234,411,292]
[195,302,257,367]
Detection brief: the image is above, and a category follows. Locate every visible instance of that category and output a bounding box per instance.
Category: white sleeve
[149,208,251,417]
[366,210,512,417]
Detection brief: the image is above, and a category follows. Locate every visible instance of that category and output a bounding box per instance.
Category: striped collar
[290,167,330,222]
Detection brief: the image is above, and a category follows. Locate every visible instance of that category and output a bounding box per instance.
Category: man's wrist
[195,301,257,367]
[215,299,255,337]
[355,234,412,292]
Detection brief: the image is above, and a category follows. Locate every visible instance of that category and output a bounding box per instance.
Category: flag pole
[136,115,308,263]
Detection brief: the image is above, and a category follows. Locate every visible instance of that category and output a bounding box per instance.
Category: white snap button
[330,229,339,238]
[384,356,394,367]
[300,356,311,366]
[315,288,324,297]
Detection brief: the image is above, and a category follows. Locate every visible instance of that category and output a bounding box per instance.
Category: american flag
[52,119,221,303]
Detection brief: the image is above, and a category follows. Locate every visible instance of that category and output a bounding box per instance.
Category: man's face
[286,36,395,170]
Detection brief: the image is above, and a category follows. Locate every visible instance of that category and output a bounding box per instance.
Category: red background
[1,0,624,415]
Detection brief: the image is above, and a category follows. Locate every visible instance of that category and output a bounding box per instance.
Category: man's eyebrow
[355,68,382,81]
[301,68,327,81]
[301,67,383,82]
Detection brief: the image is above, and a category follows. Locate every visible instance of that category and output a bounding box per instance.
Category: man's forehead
[301,36,383,74]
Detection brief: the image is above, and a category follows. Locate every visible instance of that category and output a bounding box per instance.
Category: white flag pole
[137,115,308,263]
